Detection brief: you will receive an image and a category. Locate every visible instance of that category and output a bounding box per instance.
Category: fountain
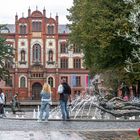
[48,75,140,120]
[5,74,140,120]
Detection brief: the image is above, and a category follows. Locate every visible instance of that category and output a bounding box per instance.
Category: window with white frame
[60,42,68,53]
[32,44,41,62]
[20,50,26,62]
[20,76,26,88]
[48,50,53,62]
[48,77,53,87]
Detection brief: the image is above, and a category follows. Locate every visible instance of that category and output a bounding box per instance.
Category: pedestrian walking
[38,83,52,122]
[0,88,6,118]
[11,93,20,114]
[57,78,71,121]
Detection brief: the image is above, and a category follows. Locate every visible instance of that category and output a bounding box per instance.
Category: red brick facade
[0,8,89,102]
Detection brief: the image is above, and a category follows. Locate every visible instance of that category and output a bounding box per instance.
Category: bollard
[37,105,40,119]
[33,109,36,119]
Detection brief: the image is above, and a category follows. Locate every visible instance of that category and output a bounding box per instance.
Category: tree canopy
[0,25,14,80]
[67,0,139,89]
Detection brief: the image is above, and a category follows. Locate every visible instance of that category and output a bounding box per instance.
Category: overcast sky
[0,0,73,24]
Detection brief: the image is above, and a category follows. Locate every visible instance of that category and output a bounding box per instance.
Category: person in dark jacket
[58,78,71,120]
[11,93,20,114]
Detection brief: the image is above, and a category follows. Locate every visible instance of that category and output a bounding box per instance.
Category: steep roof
[6,24,15,33]
[58,25,70,34]
[4,24,70,34]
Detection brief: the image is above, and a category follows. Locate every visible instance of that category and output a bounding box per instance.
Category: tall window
[48,50,53,62]
[5,77,12,87]
[60,58,68,69]
[73,46,81,53]
[60,42,68,53]
[5,60,13,69]
[73,58,81,69]
[47,25,54,34]
[19,25,26,34]
[32,22,42,32]
[48,77,53,87]
[75,76,81,87]
[20,50,25,62]
[33,44,41,62]
[20,76,26,88]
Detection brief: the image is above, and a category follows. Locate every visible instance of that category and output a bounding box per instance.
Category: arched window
[21,50,25,62]
[48,77,53,87]
[33,44,41,62]
[48,50,53,62]
[47,25,54,34]
[20,77,26,88]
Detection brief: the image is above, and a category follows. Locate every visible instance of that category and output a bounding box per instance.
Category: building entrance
[32,83,42,100]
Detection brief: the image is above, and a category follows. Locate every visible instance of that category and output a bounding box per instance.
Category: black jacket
[59,82,71,101]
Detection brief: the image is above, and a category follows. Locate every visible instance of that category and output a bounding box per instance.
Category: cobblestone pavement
[0,130,138,140]
[0,118,139,140]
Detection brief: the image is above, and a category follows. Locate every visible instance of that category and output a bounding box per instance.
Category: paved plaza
[0,117,140,140]
[0,130,138,140]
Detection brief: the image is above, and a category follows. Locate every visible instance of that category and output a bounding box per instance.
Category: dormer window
[47,25,54,34]
[19,25,26,34]
[32,21,42,32]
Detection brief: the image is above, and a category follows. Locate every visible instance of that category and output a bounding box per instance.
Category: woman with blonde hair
[38,83,52,122]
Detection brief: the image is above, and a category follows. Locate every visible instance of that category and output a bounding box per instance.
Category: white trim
[47,76,55,88]
[19,75,27,88]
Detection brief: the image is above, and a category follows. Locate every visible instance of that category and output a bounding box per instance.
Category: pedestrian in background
[38,83,52,122]
[0,88,6,118]
[11,93,20,114]
[58,78,71,121]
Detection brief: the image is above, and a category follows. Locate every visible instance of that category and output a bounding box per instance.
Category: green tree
[0,25,14,80]
[67,0,135,89]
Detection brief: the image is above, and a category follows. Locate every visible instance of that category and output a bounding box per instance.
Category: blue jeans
[60,100,69,120]
[39,101,50,120]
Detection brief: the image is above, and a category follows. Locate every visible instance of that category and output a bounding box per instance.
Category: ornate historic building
[0,8,89,101]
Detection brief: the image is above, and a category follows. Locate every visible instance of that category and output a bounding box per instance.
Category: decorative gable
[31,11,43,17]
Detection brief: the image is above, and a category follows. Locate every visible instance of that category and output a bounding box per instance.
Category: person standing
[58,78,71,121]
[0,88,5,118]
[38,83,52,122]
[11,93,20,114]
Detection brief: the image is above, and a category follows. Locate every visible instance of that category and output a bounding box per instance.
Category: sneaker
[37,119,42,123]
[66,117,70,121]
